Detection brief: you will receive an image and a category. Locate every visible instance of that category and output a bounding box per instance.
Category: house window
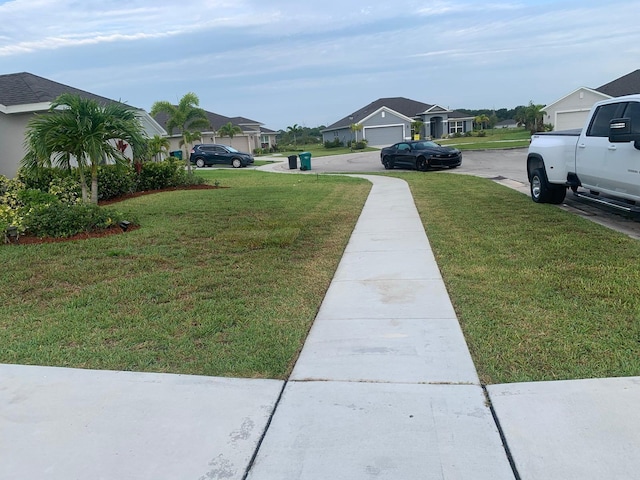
[334,131,339,138]
[381,111,385,118]
[449,121,464,134]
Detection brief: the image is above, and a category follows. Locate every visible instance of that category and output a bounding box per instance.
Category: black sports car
[380,141,462,171]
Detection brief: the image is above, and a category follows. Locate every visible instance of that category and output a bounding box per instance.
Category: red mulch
[5,185,221,245]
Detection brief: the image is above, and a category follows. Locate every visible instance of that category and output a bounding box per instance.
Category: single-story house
[543,69,640,130]
[321,97,474,147]
[153,110,278,155]
[495,119,518,129]
[0,72,166,179]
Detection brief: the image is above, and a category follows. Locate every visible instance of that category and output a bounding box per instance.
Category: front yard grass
[2,170,639,385]
[438,128,531,150]
[400,172,640,384]
[0,171,370,379]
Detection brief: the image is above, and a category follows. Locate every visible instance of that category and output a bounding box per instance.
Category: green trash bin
[299,151,312,171]
[170,150,183,160]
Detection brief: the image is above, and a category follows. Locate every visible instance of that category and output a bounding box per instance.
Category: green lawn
[2,170,639,384]
[264,144,379,158]
[438,128,531,150]
[0,171,370,379]
[399,172,640,384]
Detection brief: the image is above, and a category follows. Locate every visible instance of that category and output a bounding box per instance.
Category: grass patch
[271,144,379,158]
[438,128,531,150]
[0,171,370,379]
[399,172,640,384]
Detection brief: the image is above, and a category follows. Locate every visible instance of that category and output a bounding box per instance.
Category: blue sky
[1,0,639,130]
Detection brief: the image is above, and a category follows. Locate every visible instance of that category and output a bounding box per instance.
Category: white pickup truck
[527,94,640,214]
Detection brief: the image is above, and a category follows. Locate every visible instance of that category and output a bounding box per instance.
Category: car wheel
[195,158,205,168]
[530,168,566,204]
[232,158,242,168]
[382,156,394,170]
[416,157,428,172]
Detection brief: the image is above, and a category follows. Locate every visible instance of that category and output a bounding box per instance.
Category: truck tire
[530,168,566,204]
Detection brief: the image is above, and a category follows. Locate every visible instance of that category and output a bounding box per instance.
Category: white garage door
[556,111,589,131]
[364,126,404,147]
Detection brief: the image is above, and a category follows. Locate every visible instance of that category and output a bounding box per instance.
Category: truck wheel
[530,168,550,203]
[531,168,566,204]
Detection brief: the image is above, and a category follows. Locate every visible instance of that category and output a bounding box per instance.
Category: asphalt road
[264,148,640,239]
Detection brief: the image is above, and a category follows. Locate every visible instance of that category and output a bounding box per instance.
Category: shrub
[23,202,127,238]
[17,167,63,191]
[477,130,487,137]
[352,140,368,150]
[97,165,136,201]
[17,188,58,208]
[48,176,81,204]
[464,131,473,137]
[136,159,186,191]
[324,138,343,149]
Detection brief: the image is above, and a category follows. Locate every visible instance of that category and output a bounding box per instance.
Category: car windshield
[226,146,239,153]
[414,141,439,149]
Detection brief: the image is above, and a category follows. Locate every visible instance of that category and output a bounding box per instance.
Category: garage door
[364,126,404,147]
[556,111,589,131]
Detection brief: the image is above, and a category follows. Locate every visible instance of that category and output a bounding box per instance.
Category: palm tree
[516,102,546,134]
[147,135,171,162]
[150,92,210,174]
[217,121,242,139]
[350,123,363,145]
[286,124,301,146]
[474,114,490,130]
[23,93,145,204]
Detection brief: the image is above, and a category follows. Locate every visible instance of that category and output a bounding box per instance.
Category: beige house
[0,72,165,179]
[153,110,278,156]
[543,69,640,130]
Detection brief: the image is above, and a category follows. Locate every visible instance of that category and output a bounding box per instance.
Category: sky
[1,0,639,130]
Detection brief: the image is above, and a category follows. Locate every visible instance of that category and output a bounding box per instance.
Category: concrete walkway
[1,166,639,479]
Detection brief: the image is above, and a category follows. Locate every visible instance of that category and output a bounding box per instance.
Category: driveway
[261,149,640,239]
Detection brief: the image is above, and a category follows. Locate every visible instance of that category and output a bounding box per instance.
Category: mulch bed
[5,185,220,245]
[98,184,219,206]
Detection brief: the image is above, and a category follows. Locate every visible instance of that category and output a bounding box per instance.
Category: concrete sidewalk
[2,169,639,479]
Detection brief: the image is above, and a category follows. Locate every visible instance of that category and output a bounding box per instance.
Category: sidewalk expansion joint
[482,384,522,480]
[241,380,288,480]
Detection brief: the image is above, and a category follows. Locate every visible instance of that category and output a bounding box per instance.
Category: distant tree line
[277,125,326,146]
[458,102,549,132]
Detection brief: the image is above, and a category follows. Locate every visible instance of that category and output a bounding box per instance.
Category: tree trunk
[78,166,89,203]
[91,170,99,204]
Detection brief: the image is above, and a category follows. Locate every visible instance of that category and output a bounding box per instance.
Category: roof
[323,97,472,131]
[596,69,640,97]
[324,97,433,131]
[0,72,128,110]
[153,110,267,136]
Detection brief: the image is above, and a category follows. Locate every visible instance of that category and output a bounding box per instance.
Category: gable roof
[323,97,473,131]
[0,72,128,112]
[324,97,433,131]
[596,69,640,97]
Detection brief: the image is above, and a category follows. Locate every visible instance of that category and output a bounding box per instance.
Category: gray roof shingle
[596,69,640,97]
[154,110,266,136]
[0,72,126,108]
[324,97,471,131]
